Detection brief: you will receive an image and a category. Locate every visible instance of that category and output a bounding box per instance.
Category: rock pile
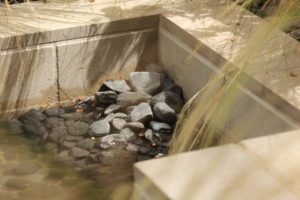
[7,68,184,177]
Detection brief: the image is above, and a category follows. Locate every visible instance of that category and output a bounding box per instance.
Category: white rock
[117,91,151,107]
[99,134,127,150]
[125,106,136,114]
[129,72,162,95]
[150,121,172,131]
[90,120,110,136]
[153,102,176,123]
[114,112,128,119]
[112,118,127,130]
[104,113,115,122]
[123,122,145,132]
[104,104,122,115]
[155,153,166,158]
[103,80,131,93]
[150,91,183,113]
[145,129,154,142]
[130,102,153,123]
[120,128,136,142]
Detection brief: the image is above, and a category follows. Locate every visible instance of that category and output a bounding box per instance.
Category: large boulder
[129,72,161,95]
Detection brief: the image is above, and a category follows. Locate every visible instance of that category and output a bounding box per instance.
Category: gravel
[9,68,184,177]
[90,120,110,136]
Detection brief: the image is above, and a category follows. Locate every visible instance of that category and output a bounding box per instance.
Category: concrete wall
[159,16,299,141]
[0,16,159,120]
[134,130,300,200]
[0,0,299,138]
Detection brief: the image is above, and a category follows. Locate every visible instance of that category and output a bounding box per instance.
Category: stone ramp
[133,129,300,200]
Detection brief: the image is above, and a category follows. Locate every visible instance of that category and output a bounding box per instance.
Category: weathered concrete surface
[57,29,157,100]
[1,0,299,125]
[159,4,300,123]
[0,1,160,119]
[0,0,299,199]
[134,130,300,200]
[0,0,176,50]
[159,21,297,140]
[240,129,300,196]
[0,46,57,118]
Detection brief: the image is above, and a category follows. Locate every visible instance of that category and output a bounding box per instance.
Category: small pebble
[112,118,127,130]
[124,122,145,132]
[120,128,136,142]
[104,104,122,115]
[90,120,110,136]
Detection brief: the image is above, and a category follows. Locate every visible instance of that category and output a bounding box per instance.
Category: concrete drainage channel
[1,1,300,200]
[5,69,184,184]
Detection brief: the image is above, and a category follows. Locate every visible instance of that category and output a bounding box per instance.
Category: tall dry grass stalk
[169,0,300,154]
[0,0,299,199]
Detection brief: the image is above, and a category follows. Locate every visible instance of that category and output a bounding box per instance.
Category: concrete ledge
[134,142,300,200]
[159,18,298,140]
[0,14,159,51]
[134,130,300,199]
[0,25,158,120]
[159,5,300,123]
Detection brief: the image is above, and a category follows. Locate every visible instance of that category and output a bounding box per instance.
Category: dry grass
[0,0,299,199]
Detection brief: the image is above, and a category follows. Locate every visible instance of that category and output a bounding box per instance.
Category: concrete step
[133,130,300,200]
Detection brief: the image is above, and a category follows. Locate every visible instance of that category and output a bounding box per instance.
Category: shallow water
[0,126,133,200]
